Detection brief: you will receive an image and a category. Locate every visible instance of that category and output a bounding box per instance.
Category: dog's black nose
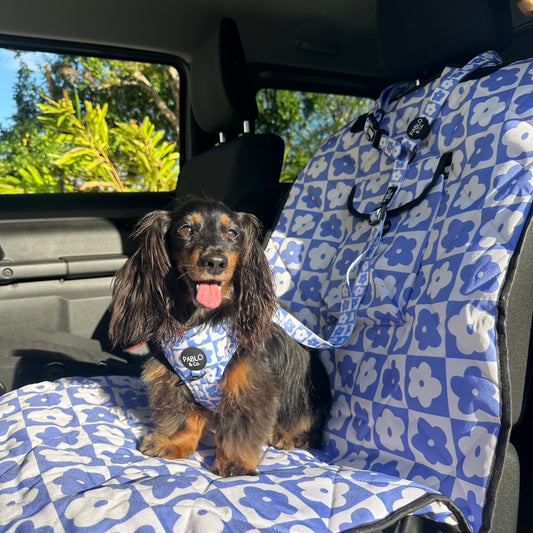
[201,252,228,275]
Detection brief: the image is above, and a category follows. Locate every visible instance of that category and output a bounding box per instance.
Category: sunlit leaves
[0,51,180,194]
[0,164,70,193]
[112,118,179,192]
[35,93,179,192]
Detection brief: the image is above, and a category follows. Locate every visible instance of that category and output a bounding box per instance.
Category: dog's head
[109,197,277,350]
[168,198,260,309]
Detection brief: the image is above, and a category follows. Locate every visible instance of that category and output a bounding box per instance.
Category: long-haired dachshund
[109,197,331,477]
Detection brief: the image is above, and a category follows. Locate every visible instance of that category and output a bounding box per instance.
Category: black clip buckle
[366,113,388,150]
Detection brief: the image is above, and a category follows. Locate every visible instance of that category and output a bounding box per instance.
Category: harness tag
[407,116,430,140]
[180,347,207,378]
[382,186,398,207]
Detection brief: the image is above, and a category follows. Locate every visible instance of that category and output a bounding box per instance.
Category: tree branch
[56,64,180,138]
[129,70,180,137]
[166,65,180,119]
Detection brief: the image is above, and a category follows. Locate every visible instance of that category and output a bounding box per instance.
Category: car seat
[1,1,532,532]
[266,1,530,532]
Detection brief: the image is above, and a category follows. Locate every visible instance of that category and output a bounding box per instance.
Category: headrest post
[243,120,250,134]
[218,132,226,144]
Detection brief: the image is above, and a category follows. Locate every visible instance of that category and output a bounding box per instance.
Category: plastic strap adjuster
[366,113,388,150]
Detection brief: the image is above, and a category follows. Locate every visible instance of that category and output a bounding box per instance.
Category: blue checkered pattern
[1,52,532,532]
[266,52,533,532]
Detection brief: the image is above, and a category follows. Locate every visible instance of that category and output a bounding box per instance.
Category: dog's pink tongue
[196,282,222,308]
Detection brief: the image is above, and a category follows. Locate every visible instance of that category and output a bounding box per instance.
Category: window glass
[256,89,374,183]
[0,49,180,193]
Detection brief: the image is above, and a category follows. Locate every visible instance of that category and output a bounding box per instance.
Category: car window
[0,48,180,194]
[255,89,374,183]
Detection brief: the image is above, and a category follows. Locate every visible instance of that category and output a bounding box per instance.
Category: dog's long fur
[109,197,331,477]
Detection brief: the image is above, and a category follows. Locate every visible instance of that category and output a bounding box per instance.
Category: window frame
[0,34,188,221]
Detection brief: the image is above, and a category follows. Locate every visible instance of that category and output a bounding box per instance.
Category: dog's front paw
[270,429,295,450]
[140,432,195,460]
[212,457,258,477]
[271,429,311,451]
[213,461,258,477]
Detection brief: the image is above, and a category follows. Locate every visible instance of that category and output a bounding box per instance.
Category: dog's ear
[238,212,262,263]
[234,213,278,351]
[109,210,173,348]
[130,209,173,276]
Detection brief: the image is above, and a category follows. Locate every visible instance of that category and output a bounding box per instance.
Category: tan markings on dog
[271,415,312,450]
[220,214,231,226]
[172,248,201,272]
[190,212,201,224]
[214,432,260,476]
[220,251,240,299]
[142,359,170,383]
[227,251,239,271]
[141,411,207,459]
[189,248,202,270]
[224,360,251,398]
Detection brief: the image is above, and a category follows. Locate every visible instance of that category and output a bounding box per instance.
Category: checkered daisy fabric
[1,52,532,532]
[266,52,533,532]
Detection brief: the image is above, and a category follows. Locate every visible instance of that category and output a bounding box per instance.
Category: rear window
[256,89,374,183]
[0,48,180,194]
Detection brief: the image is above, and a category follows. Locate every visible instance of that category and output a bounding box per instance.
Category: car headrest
[191,17,258,134]
[376,0,513,80]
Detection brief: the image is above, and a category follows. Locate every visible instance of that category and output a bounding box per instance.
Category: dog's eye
[178,224,193,237]
[226,228,238,239]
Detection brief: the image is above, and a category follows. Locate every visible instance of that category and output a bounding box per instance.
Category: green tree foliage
[0,164,68,193]
[256,89,373,182]
[46,57,180,140]
[36,93,178,192]
[0,51,180,193]
[112,118,179,192]
[0,55,65,184]
[0,50,372,193]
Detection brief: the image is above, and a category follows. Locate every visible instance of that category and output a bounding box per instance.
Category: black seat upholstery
[176,18,286,232]
[376,0,512,81]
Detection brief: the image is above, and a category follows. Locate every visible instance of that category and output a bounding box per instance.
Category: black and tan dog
[109,197,331,477]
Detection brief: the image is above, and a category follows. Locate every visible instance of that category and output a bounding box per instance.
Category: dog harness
[161,323,238,411]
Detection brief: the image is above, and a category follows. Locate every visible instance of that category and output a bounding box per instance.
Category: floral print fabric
[1,53,533,532]
[266,54,533,532]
